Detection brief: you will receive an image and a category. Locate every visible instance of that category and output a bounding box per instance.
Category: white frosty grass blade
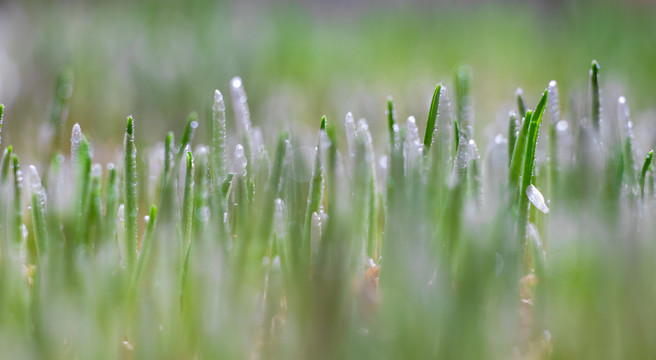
[233,144,247,176]
[526,184,550,214]
[310,211,322,259]
[344,112,356,158]
[71,122,82,168]
[212,89,227,183]
[547,80,560,125]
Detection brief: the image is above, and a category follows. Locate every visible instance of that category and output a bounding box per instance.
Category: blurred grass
[1,0,656,161]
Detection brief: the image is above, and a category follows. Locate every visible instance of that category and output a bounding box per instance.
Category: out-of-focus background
[1,0,655,160]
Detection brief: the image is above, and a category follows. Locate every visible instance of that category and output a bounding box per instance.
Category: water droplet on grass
[526,184,550,213]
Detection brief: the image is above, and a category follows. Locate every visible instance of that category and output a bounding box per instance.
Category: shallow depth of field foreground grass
[1,61,656,359]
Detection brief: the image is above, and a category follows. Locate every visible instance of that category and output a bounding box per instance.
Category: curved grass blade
[1,145,11,184]
[423,83,442,153]
[518,90,548,242]
[516,88,527,122]
[509,110,532,199]
[640,150,654,200]
[178,112,198,164]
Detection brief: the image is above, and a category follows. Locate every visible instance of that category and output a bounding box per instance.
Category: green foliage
[1,61,656,359]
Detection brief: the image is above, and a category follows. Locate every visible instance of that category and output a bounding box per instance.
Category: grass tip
[126,116,134,135]
[591,59,600,74]
[320,116,326,131]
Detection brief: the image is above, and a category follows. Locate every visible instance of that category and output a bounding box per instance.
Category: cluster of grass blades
[1,60,656,359]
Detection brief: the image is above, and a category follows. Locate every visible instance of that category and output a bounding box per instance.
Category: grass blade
[518,90,548,243]
[211,90,228,187]
[124,116,139,270]
[303,119,325,261]
[181,151,194,248]
[29,165,48,261]
[508,112,518,167]
[516,88,527,121]
[423,84,442,153]
[640,150,654,200]
[590,60,601,131]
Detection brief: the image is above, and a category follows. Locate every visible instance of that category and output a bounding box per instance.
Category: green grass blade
[11,154,23,246]
[124,116,139,270]
[516,88,527,121]
[509,110,532,198]
[590,60,601,131]
[386,97,397,150]
[49,68,74,151]
[0,104,4,149]
[507,112,518,167]
[131,205,157,293]
[211,90,228,187]
[303,120,325,261]
[180,112,198,152]
[455,65,473,140]
[518,90,548,242]
[640,150,654,200]
[1,145,12,185]
[423,84,442,153]
[181,151,194,248]
[28,165,48,261]
[104,164,119,242]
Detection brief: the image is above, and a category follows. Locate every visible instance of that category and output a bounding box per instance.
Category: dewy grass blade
[303,119,325,260]
[86,164,103,248]
[76,137,92,244]
[0,104,4,149]
[508,112,518,167]
[192,146,210,236]
[182,151,194,248]
[640,150,654,200]
[1,146,12,184]
[518,90,548,242]
[618,96,637,188]
[132,205,157,293]
[211,90,227,186]
[423,83,442,153]
[387,97,397,150]
[455,65,473,140]
[29,165,48,260]
[104,164,119,242]
[11,154,23,245]
[590,60,601,132]
[516,88,527,121]
[124,116,139,270]
[509,110,532,199]
[178,112,199,163]
[547,80,560,193]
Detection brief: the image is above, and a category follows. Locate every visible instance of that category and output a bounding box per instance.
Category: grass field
[1,0,656,359]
